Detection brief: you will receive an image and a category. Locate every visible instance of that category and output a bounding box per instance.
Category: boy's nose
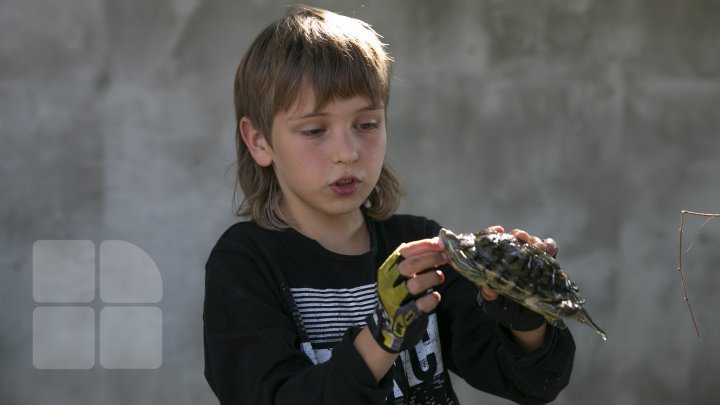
[331,130,359,163]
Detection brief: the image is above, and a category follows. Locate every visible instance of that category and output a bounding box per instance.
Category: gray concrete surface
[2,0,719,404]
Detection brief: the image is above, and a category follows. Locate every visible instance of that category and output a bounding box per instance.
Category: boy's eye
[299,127,326,136]
[356,121,380,131]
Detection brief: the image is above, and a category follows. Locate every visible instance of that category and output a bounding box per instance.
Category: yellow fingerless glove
[366,246,429,353]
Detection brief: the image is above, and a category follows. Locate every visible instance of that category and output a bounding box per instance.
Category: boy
[204,5,575,404]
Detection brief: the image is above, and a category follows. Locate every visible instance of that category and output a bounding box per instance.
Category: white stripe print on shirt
[291,284,378,346]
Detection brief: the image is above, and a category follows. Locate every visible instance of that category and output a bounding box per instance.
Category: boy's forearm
[353,326,399,381]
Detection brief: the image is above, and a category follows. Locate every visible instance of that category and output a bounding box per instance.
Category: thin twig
[678,210,720,341]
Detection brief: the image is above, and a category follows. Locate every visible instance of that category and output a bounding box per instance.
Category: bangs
[271,8,392,115]
[303,44,389,110]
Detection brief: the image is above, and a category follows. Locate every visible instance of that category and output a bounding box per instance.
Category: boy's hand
[367,238,446,353]
[478,227,558,332]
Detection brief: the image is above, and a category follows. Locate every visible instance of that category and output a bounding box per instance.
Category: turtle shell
[440,228,606,339]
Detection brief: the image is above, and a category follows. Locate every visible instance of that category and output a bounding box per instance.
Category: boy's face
[266,88,387,224]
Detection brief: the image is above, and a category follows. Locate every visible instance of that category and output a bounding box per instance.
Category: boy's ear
[239,117,273,167]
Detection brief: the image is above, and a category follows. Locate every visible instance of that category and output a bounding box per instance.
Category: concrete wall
[2,0,719,403]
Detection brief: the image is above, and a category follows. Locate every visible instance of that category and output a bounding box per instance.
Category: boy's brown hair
[233,5,403,229]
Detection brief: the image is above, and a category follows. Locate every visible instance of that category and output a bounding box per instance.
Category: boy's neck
[282,208,370,255]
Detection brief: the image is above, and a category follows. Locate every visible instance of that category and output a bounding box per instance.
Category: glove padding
[367,247,430,353]
[478,293,546,332]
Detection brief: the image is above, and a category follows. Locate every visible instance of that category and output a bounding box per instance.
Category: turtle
[439,227,607,340]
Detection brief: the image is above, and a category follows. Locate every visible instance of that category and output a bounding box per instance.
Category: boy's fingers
[397,237,444,258]
[531,237,547,252]
[510,229,558,256]
[509,228,530,242]
[487,225,505,233]
[414,291,441,313]
[543,238,558,257]
[406,270,444,295]
[398,251,447,277]
[479,287,499,301]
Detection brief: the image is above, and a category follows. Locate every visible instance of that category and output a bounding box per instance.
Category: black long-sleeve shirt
[203,214,575,404]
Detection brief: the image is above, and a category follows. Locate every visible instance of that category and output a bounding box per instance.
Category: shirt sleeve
[436,267,576,404]
[203,246,393,405]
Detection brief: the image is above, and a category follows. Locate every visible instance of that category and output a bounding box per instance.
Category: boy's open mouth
[330,177,360,195]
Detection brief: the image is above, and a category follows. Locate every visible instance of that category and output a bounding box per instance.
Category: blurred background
[2,0,719,403]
